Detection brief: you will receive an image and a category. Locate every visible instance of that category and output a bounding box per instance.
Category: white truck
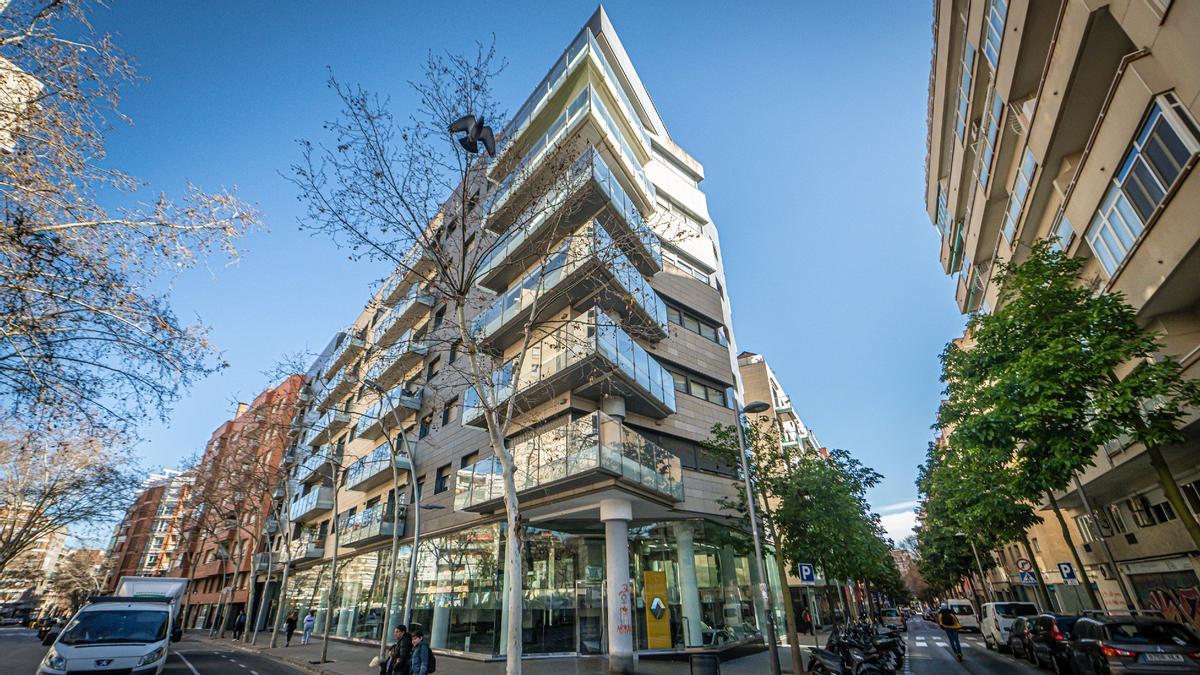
[39,576,187,675]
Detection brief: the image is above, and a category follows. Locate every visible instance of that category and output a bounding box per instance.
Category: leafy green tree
[937,241,1200,609]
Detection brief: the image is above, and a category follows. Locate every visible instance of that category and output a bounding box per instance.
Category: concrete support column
[673,523,703,648]
[745,548,768,632]
[431,592,450,649]
[602,498,635,674]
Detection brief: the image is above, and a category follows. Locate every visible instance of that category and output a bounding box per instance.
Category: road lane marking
[176,651,202,675]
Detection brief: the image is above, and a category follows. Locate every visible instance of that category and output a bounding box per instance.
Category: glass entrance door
[576,579,606,655]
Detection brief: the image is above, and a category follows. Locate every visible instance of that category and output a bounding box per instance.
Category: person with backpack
[937,602,964,660]
[232,610,246,640]
[284,613,297,647]
[409,628,435,675]
[381,624,412,675]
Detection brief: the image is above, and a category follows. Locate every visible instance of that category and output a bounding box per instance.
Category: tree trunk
[1145,443,1200,549]
[769,534,802,673]
[1046,491,1102,609]
[1019,535,1054,611]
[493,427,524,675]
[270,478,295,649]
[320,461,341,664]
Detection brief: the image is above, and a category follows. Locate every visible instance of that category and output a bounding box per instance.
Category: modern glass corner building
[265,8,786,666]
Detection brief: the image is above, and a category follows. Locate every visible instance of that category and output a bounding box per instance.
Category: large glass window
[1002,148,1037,242]
[1086,93,1199,276]
[935,183,951,238]
[977,91,1004,189]
[983,0,1007,70]
[666,304,726,345]
[955,41,976,144]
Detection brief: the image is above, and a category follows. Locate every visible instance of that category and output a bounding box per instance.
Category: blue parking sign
[1058,562,1079,586]
[798,563,816,585]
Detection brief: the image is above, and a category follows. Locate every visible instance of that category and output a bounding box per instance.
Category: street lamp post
[735,400,782,675]
[956,532,994,603]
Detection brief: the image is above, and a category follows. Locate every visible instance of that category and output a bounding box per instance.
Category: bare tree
[0,0,260,438]
[0,427,138,575]
[48,548,104,612]
[290,34,692,669]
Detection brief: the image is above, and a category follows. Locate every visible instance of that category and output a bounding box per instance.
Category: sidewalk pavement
[188,629,835,674]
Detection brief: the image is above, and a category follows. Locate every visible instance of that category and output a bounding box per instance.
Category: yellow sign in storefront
[643,570,671,649]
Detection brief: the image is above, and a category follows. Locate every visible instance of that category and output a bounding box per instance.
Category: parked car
[1029,613,1081,673]
[881,607,906,631]
[1068,614,1200,674]
[1007,616,1034,660]
[945,598,980,632]
[981,601,1039,651]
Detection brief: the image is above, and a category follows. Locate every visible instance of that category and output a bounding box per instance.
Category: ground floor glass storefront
[279,518,784,657]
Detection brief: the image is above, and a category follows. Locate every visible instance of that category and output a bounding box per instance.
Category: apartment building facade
[0,525,66,620]
[275,8,784,667]
[103,469,192,590]
[180,376,302,631]
[925,0,1200,630]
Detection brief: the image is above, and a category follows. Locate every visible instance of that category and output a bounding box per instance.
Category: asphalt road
[905,616,1044,674]
[0,627,307,675]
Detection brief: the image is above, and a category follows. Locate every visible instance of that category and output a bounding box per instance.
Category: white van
[980,601,1039,651]
[39,576,185,675]
[944,598,980,632]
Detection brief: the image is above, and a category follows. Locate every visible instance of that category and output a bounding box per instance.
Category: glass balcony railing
[365,329,428,388]
[373,285,434,346]
[454,410,682,511]
[486,83,654,221]
[290,486,335,521]
[495,28,649,162]
[339,500,405,547]
[477,147,660,286]
[300,407,351,448]
[297,445,337,483]
[326,331,365,378]
[471,220,666,340]
[287,534,325,561]
[345,441,401,491]
[464,308,676,426]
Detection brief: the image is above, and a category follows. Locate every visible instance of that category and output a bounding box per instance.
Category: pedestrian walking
[801,608,813,635]
[284,613,297,646]
[410,628,434,675]
[937,602,963,660]
[301,610,316,645]
[232,610,246,640]
[381,624,412,675]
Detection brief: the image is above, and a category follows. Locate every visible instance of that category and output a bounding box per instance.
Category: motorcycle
[808,622,902,674]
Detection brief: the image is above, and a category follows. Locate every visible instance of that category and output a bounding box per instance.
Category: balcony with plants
[455,410,682,512]
[471,220,667,348]
[338,500,405,548]
[463,307,676,427]
[373,285,434,349]
[477,147,660,292]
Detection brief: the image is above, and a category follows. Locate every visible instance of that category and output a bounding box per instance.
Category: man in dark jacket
[381,625,412,675]
[410,628,431,675]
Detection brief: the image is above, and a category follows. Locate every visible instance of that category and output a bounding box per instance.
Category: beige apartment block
[925,0,1200,629]
[261,7,787,667]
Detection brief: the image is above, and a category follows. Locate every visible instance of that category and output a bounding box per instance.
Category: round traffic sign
[1016,558,1033,572]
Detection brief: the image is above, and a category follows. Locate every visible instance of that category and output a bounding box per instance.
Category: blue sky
[86,1,964,543]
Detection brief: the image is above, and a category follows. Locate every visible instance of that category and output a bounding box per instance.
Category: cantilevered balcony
[290,486,335,522]
[379,246,436,307]
[287,535,325,562]
[491,27,650,179]
[471,221,667,348]
[478,147,660,292]
[296,445,340,484]
[345,442,402,492]
[365,329,428,391]
[253,551,282,573]
[317,368,355,410]
[486,82,655,229]
[326,330,366,378]
[463,308,675,427]
[301,406,351,448]
[339,501,404,548]
[373,285,434,348]
[455,410,682,512]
